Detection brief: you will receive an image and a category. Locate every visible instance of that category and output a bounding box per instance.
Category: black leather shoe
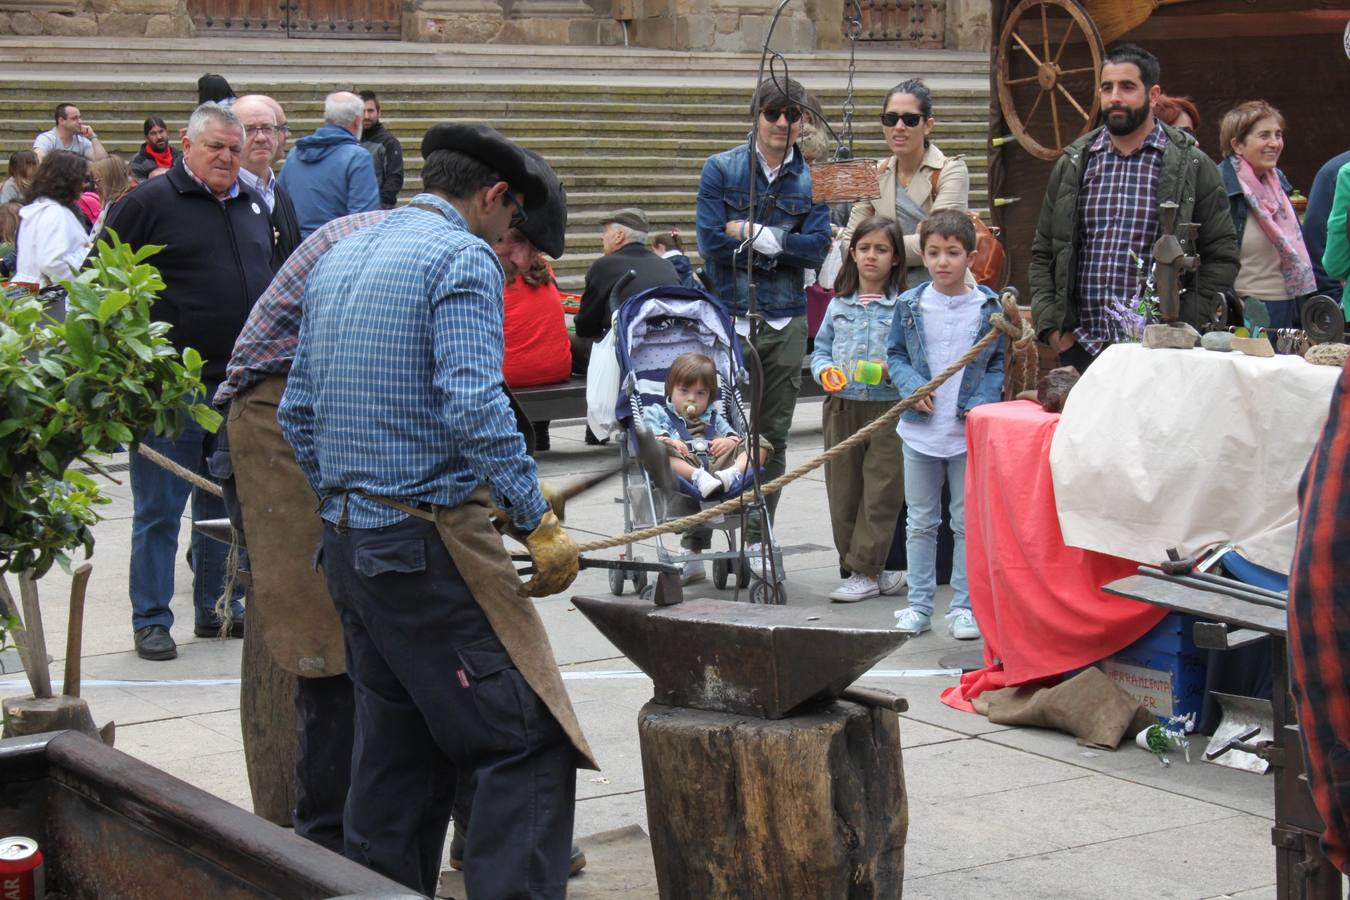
[135,625,178,660]
[448,824,586,877]
[194,616,245,639]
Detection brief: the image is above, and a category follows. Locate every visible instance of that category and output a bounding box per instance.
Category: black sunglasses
[762,106,803,124]
[880,111,926,128]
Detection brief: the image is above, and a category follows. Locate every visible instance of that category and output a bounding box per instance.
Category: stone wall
[0,0,988,51]
[0,0,191,37]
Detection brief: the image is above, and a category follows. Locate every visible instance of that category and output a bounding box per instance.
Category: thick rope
[134,442,225,497]
[574,294,1032,554]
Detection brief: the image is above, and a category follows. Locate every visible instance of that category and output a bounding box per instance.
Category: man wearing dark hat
[573,206,681,350]
[276,123,593,898]
[214,144,573,862]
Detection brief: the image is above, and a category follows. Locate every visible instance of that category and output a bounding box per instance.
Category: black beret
[518,148,567,259]
[420,122,550,212]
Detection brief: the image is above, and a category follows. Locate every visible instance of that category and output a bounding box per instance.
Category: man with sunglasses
[696,76,833,579]
[277,123,594,898]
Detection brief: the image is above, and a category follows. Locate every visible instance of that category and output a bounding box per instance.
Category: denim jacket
[810,291,901,402]
[886,281,1005,424]
[695,142,832,318]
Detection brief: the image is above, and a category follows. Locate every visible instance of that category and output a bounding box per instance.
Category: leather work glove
[489,480,568,532]
[519,510,579,598]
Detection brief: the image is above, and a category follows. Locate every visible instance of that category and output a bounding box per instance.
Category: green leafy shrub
[0,232,221,580]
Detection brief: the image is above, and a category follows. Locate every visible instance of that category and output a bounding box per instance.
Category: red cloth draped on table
[941,400,1167,712]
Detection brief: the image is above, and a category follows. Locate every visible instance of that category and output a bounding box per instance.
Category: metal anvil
[572,594,909,718]
[1153,201,1200,324]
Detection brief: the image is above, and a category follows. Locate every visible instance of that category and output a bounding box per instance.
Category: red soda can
[0,836,45,900]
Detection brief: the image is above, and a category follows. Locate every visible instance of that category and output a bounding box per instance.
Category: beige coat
[842,142,970,269]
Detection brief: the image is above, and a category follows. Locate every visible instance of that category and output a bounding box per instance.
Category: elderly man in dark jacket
[104,101,276,661]
[1029,44,1237,372]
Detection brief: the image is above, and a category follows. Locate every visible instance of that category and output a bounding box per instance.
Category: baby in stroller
[641,351,759,498]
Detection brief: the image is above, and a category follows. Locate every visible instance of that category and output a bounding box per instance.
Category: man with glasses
[233,95,301,267]
[695,76,832,581]
[103,102,275,661]
[278,91,380,240]
[277,123,593,897]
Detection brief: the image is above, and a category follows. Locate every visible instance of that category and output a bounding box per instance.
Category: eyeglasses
[503,186,528,226]
[880,111,925,128]
[244,125,278,138]
[762,106,803,124]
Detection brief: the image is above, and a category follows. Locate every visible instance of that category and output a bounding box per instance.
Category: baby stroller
[603,284,785,604]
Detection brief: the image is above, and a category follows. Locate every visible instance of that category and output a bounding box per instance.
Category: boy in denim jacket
[887,209,1005,639]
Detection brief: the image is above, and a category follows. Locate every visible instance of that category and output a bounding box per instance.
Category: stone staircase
[0,36,992,289]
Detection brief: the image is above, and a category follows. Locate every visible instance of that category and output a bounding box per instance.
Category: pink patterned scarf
[1235,155,1315,298]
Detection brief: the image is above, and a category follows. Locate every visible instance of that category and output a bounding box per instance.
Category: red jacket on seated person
[503,254,571,388]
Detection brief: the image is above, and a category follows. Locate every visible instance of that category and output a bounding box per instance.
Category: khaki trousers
[822,395,904,577]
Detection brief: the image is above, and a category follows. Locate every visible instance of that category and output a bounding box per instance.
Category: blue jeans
[128,420,245,631]
[903,444,967,616]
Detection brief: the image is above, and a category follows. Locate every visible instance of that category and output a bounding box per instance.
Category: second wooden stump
[639,700,907,899]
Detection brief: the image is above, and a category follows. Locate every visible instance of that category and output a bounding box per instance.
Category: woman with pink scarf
[1218,100,1316,331]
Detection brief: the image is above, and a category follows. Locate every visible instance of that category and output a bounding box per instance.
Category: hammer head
[633,423,676,494]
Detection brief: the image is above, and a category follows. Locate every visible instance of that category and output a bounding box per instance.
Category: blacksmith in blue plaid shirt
[1029,44,1238,370]
[277,124,590,898]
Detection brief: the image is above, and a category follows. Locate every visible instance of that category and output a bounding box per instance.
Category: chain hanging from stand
[840,0,862,161]
[809,0,879,204]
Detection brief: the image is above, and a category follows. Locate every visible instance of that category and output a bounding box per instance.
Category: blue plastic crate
[1098,614,1207,723]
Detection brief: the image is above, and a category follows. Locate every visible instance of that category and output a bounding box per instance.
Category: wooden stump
[240,623,297,826]
[638,700,907,899]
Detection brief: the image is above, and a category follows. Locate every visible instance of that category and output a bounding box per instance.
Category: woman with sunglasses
[842,78,970,284]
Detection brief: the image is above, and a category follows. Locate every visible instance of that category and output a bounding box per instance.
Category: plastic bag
[585,326,621,437]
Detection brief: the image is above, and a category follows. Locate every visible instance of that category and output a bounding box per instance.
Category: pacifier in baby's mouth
[683,402,699,417]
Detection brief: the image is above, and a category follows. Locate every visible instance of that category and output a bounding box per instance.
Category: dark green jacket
[1028,122,1239,341]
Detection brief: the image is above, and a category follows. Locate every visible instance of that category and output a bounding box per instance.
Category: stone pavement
[0,399,1302,899]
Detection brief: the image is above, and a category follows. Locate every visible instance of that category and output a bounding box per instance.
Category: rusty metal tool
[1136,565,1286,610]
[572,594,908,718]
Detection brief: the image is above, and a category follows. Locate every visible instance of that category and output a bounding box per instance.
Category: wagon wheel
[996,0,1104,161]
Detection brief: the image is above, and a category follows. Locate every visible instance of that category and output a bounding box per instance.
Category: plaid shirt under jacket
[1073,122,1168,354]
[214,209,391,408]
[1289,361,1350,874]
[277,193,548,533]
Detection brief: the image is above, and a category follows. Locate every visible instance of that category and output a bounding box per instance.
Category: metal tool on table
[1103,561,1338,900]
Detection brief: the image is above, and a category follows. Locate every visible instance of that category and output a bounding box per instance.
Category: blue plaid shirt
[1074,121,1168,353]
[277,193,548,531]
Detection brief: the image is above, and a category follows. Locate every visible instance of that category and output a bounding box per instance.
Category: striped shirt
[277,193,548,532]
[1289,361,1350,874]
[1073,121,1168,353]
[214,209,389,407]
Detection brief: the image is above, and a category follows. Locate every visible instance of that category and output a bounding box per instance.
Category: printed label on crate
[1101,659,1173,713]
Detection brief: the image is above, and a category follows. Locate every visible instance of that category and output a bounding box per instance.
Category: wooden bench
[514,361,823,425]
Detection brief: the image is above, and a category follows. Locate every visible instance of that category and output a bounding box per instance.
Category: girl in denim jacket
[887,209,1005,640]
[811,217,909,603]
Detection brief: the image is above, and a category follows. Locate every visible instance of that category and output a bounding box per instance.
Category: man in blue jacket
[696,76,832,581]
[279,91,381,239]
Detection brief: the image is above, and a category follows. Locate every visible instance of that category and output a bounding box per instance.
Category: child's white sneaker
[893,607,932,634]
[692,469,722,498]
[948,609,981,641]
[716,467,739,492]
[829,573,880,602]
[878,570,907,595]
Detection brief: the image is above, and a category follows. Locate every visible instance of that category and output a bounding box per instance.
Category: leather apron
[431,491,598,771]
[228,375,346,677]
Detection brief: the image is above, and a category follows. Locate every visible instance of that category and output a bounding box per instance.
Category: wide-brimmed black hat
[518,148,567,259]
[420,122,549,213]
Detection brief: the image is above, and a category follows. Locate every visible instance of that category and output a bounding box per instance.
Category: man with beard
[130,116,181,180]
[1029,43,1237,371]
[358,90,404,209]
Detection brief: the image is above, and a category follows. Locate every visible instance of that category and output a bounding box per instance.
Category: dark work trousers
[320,516,577,899]
[293,672,356,854]
[1058,341,1100,374]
